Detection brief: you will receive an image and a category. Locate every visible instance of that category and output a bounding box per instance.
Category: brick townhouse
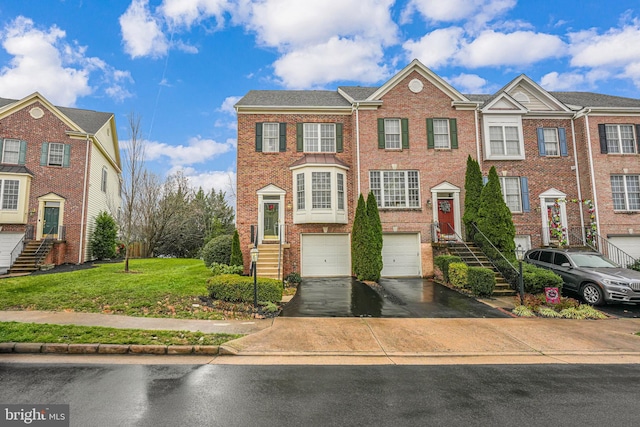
[0,92,122,273]
[235,59,640,279]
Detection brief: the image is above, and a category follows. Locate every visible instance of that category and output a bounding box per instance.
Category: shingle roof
[0,96,113,134]
[550,92,640,109]
[235,90,351,107]
[289,154,349,169]
[0,165,34,175]
[338,86,379,101]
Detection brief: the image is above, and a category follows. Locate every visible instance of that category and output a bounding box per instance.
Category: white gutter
[570,119,586,235]
[78,133,91,264]
[354,102,361,196]
[583,110,601,234]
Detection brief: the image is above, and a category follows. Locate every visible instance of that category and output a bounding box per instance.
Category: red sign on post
[545,287,561,304]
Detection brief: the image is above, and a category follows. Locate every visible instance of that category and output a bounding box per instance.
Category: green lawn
[0,258,241,320]
[0,321,241,346]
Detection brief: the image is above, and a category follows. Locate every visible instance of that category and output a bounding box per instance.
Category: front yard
[0,258,252,320]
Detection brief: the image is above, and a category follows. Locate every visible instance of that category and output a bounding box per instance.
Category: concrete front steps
[447,242,517,297]
[255,242,288,280]
[8,240,54,274]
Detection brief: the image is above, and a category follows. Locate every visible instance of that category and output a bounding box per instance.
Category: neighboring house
[235,59,640,279]
[0,92,122,273]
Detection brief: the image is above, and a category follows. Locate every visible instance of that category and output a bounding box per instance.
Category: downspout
[354,102,361,196]
[583,110,601,234]
[570,118,586,237]
[474,108,482,168]
[78,133,91,264]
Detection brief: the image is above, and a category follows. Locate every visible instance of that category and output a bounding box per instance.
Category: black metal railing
[469,223,519,288]
[440,223,484,266]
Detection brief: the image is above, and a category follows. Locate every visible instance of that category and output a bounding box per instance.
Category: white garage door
[608,237,640,265]
[382,233,421,277]
[301,234,351,277]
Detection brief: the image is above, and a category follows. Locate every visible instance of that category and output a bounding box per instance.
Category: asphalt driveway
[280,277,509,318]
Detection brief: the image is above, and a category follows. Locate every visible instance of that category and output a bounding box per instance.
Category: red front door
[438,199,455,234]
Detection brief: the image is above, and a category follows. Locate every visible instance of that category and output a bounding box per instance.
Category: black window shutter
[401,118,409,149]
[537,128,546,156]
[449,119,458,149]
[296,123,304,152]
[336,123,343,152]
[377,119,385,149]
[636,124,640,153]
[279,123,287,152]
[255,123,263,152]
[598,124,607,154]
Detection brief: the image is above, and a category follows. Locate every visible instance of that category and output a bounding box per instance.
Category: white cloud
[446,73,489,93]
[569,23,640,69]
[0,16,130,106]
[120,0,168,58]
[404,0,516,27]
[160,0,229,29]
[458,30,566,67]
[173,167,236,196]
[403,27,464,68]
[219,96,241,114]
[242,0,397,48]
[539,69,611,91]
[273,37,389,88]
[622,62,640,89]
[144,136,233,166]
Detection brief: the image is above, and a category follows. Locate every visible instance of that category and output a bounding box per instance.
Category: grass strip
[0,322,241,346]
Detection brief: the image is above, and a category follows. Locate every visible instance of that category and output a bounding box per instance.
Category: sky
[2,0,640,204]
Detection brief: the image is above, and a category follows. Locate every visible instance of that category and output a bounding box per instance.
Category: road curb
[0,342,220,355]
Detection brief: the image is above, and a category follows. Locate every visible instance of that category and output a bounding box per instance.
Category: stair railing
[34,235,54,267]
[469,223,519,288]
[277,223,285,281]
[9,234,26,268]
[440,223,484,266]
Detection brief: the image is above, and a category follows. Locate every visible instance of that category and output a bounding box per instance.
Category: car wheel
[581,282,604,305]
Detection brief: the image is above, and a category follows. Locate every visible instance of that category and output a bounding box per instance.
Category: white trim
[257,185,286,243]
[482,115,525,160]
[584,113,601,234]
[539,189,567,246]
[431,182,461,238]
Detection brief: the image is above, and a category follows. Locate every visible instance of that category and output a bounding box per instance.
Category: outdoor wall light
[426,199,431,206]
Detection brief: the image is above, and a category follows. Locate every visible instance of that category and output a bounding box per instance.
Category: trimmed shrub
[210,263,243,276]
[448,262,468,288]
[201,234,232,267]
[284,272,302,286]
[467,267,496,297]
[90,211,118,260]
[351,194,371,280]
[521,263,563,294]
[476,166,516,255]
[434,255,462,283]
[462,155,483,241]
[207,274,282,303]
[230,229,243,267]
[365,191,383,281]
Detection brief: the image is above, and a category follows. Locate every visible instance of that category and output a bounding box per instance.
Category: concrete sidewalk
[2,310,640,365]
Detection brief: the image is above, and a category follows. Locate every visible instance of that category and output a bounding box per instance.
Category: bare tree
[121,112,145,272]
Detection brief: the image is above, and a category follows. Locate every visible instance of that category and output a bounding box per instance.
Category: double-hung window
[483,116,524,159]
[543,128,559,156]
[2,139,21,164]
[499,177,523,212]
[48,143,65,166]
[296,173,305,210]
[611,175,640,211]
[312,172,331,209]
[378,118,409,149]
[101,168,108,192]
[369,170,420,208]
[604,124,636,154]
[304,123,335,152]
[490,126,520,156]
[262,123,280,153]
[0,179,19,210]
[433,119,450,149]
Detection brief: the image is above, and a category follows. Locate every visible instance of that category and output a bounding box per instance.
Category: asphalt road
[1,363,638,426]
[598,302,640,318]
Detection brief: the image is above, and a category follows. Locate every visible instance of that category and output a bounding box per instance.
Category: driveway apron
[280,277,509,318]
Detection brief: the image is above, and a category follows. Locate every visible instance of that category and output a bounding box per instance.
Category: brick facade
[236,60,640,277]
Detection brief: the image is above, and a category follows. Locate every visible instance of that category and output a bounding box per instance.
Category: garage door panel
[382,233,421,277]
[301,234,350,277]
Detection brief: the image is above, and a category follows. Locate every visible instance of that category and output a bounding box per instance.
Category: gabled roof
[337,86,378,102]
[551,92,640,109]
[0,93,114,135]
[235,90,351,108]
[500,74,572,113]
[480,92,528,114]
[365,59,472,104]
